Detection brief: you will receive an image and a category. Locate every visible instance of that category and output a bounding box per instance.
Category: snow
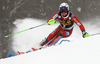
[3,6,5,10]
[0,18,100,64]
[0,33,100,64]
[77,7,81,12]
[41,0,44,3]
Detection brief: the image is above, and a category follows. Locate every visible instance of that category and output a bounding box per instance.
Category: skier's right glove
[82,32,91,38]
[47,19,56,25]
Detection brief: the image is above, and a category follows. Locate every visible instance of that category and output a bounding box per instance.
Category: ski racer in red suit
[4,3,90,57]
[40,2,90,47]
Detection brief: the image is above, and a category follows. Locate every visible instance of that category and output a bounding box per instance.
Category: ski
[0,39,70,59]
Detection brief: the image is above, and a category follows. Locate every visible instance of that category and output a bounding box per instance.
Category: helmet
[59,2,69,12]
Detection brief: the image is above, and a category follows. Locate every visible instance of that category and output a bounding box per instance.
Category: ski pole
[5,19,56,38]
[5,23,47,38]
[85,33,100,38]
[91,33,100,36]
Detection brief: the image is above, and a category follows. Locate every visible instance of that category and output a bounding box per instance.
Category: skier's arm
[71,14,85,32]
[71,14,90,38]
[47,12,59,23]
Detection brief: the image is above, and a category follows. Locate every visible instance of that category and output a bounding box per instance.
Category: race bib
[59,19,71,25]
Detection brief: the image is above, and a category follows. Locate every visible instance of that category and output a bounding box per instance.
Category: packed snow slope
[0,35,100,64]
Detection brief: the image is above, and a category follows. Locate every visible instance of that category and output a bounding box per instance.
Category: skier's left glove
[82,32,91,38]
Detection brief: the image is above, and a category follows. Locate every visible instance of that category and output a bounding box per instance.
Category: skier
[10,2,90,55]
[40,2,90,47]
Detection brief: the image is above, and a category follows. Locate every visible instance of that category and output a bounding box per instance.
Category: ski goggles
[60,7,68,13]
[60,9,67,13]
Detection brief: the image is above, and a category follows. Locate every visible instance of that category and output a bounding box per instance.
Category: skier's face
[61,12,67,16]
[60,9,68,16]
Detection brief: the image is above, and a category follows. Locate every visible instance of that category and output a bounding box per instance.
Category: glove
[47,19,56,25]
[82,32,91,38]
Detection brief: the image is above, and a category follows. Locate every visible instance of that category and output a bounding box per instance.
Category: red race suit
[40,11,85,46]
